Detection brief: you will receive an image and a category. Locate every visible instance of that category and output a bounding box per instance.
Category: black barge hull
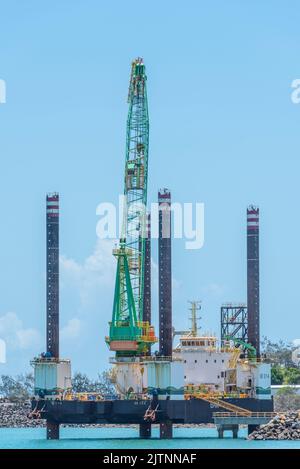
[33,398,273,425]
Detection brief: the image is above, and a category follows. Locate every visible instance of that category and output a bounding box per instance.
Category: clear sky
[1,1,300,377]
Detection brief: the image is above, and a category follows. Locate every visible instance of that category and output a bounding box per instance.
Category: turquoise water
[0,427,300,449]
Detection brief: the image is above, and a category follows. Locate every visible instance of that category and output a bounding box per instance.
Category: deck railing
[213,411,279,418]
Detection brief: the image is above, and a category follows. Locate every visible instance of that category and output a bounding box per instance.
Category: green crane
[105,58,157,356]
[226,336,257,360]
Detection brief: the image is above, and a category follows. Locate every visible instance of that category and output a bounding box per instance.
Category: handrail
[30,357,70,364]
[105,335,158,342]
[109,355,174,363]
[213,411,278,418]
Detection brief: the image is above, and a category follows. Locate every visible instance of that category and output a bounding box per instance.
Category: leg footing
[248,424,259,436]
[160,421,173,439]
[217,424,239,439]
[140,422,151,438]
[47,420,60,440]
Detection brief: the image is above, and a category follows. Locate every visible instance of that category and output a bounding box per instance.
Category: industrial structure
[172,301,201,342]
[220,207,260,355]
[31,193,71,440]
[158,189,172,358]
[220,304,248,344]
[143,212,151,325]
[105,58,157,356]
[173,324,269,397]
[188,301,201,337]
[247,206,260,356]
[157,188,173,437]
[46,193,60,358]
[30,59,273,440]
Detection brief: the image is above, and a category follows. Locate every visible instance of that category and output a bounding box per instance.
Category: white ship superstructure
[173,334,232,393]
[109,305,271,401]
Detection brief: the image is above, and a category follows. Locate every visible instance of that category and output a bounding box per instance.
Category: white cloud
[60,238,117,307]
[59,239,181,329]
[60,239,181,304]
[0,312,42,350]
[61,318,81,340]
[292,338,300,347]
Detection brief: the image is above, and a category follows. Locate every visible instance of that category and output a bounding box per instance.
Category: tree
[0,373,34,401]
[93,371,115,396]
[72,371,116,396]
[274,386,300,412]
[283,367,300,385]
[71,372,94,392]
[271,365,284,385]
[271,364,300,385]
[0,370,115,401]
[18,372,34,395]
[261,336,295,366]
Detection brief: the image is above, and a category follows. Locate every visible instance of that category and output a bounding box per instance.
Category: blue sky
[1,1,300,377]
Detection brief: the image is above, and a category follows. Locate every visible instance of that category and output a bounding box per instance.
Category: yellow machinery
[228,347,241,369]
[63,392,104,401]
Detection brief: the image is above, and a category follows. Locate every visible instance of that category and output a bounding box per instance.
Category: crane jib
[106,58,157,356]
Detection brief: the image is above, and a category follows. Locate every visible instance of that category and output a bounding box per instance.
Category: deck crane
[225,336,257,362]
[105,58,157,356]
[233,338,257,360]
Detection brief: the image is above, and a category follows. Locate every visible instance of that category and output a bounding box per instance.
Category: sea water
[0,427,300,449]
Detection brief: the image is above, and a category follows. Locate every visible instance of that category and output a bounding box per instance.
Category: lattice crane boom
[106,58,157,356]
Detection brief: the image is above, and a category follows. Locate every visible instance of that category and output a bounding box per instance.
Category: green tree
[274,386,300,412]
[93,371,115,395]
[271,365,300,385]
[0,373,34,401]
[72,372,94,392]
[283,367,300,385]
[72,371,115,395]
[271,365,284,385]
[261,336,295,366]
